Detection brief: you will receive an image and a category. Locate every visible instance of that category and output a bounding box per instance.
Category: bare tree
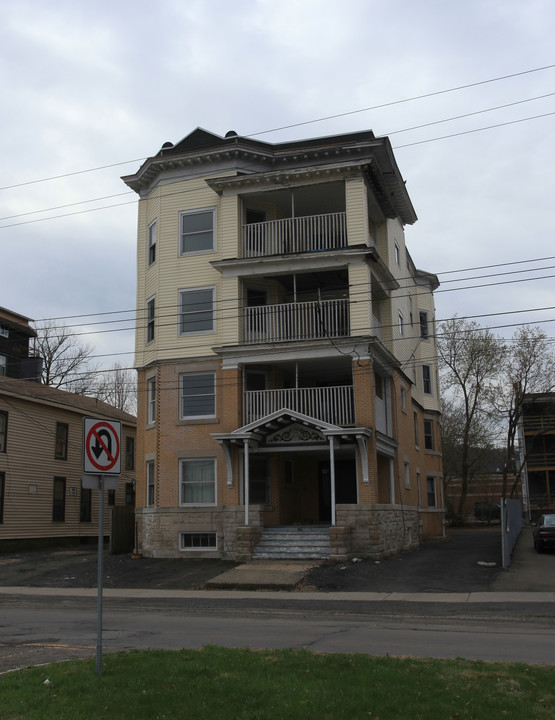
[95,363,137,415]
[441,396,496,520]
[493,326,555,498]
[33,319,98,394]
[437,317,502,519]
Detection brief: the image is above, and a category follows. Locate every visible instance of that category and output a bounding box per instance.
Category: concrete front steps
[253,526,330,560]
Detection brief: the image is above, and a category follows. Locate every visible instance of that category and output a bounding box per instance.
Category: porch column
[329,436,336,526]
[244,439,250,526]
[389,458,395,504]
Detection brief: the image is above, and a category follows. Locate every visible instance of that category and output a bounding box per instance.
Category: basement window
[180,532,217,550]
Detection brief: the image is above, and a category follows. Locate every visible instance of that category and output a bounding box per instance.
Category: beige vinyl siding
[345,178,368,247]
[0,395,135,541]
[135,177,227,363]
[220,194,240,260]
[348,263,371,337]
[221,276,240,345]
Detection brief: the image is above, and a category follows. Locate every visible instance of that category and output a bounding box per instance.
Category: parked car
[474,502,501,522]
[533,514,555,553]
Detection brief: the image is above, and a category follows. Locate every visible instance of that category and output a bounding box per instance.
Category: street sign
[83,418,121,475]
[82,475,119,490]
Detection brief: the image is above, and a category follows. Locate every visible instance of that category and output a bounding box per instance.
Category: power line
[246,64,555,136]
[1,62,554,199]
[2,103,553,231]
[31,253,555,325]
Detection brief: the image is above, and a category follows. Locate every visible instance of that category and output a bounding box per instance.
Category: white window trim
[180,372,216,420]
[179,458,217,507]
[146,295,155,345]
[0,355,6,376]
[146,459,155,507]
[398,311,404,336]
[422,364,432,395]
[0,326,8,338]
[147,376,156,425]
[179,531,218,551]
[419,310,429,340]
[179,207,216,256]
[423,418,434,450]
[394,242,401,267]
[179,286,216,336]
[148,220,157,267]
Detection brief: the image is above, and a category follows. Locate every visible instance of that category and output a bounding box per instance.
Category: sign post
[83,418,121,676]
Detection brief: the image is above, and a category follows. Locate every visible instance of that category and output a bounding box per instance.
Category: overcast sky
[2,0,554,370]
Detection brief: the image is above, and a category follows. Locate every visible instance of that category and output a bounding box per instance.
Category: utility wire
[3,94,555,229]
[1,62,554,195]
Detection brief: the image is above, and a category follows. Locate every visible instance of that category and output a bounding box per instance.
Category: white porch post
[244,439,250,526]
[329,436,336,526]
[389,458,395,504]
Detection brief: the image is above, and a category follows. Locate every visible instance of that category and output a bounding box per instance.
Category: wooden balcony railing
[244,385,355,426]
[241,211,347,257]
[242,298,349,344]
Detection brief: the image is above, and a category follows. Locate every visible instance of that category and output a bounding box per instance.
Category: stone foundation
[329,525,351,561]
[136,504,421,560]
[135,506,264,559]
[336,504,419,558]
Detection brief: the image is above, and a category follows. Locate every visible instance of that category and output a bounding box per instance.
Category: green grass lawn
[1,646,553,719]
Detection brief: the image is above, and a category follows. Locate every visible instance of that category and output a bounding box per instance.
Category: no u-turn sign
[83,418,122,475]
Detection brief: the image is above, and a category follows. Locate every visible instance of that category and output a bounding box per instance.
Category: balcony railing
[244,385,355,426]
[242,211,347,258]
[242,298,349,344]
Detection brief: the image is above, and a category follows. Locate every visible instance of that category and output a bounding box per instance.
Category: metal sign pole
[96,475,104,676]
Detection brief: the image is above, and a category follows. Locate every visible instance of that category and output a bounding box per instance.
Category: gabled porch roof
[212,407,371,446]
[212,409,372,496]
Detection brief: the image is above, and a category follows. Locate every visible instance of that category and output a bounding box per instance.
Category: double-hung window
[424,419,434,450]
[179,287,215,335]
[398,311,404,336]
[146,460,155,506]
[0,471,4,523]
[55,422,68,460]
[413,411,419,448]
[146,296,155,344]
[419,310,429,339]
[180,373,215,418]
[147,377,156,424]
[0,411,7,452]
[394,242,401,267]
[422,365,432,394]
[180,209,215,255]
[427,476,437,507]
[0,355,6,376]
[180,458,216,505]
[80,485,91,522]
[52,477,66,522]
[148,220,157,266]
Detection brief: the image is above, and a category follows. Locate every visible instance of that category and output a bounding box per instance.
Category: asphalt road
[2,599,555,672]
[1,525,554,673]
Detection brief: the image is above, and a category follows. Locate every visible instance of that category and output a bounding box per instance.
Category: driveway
[0,525,552,593]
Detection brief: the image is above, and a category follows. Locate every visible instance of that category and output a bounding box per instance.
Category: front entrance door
[318,459,357,521]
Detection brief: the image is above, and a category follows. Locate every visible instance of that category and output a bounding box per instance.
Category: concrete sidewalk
[1,585,554,603]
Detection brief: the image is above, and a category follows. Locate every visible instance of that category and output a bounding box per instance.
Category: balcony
[244,385,355,426]
[242,212,347,258]
[242,298,349,344]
